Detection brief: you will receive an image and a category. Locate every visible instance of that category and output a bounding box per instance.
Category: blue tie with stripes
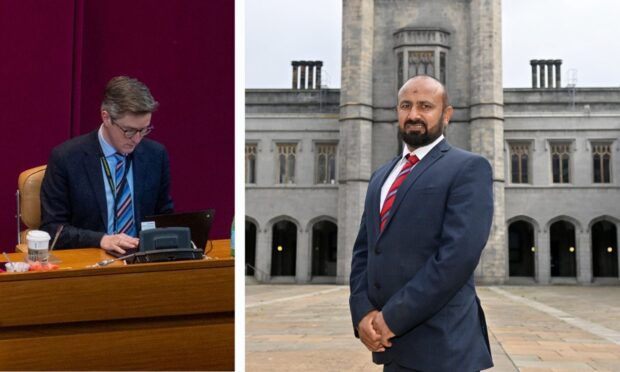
[114,153,136,237]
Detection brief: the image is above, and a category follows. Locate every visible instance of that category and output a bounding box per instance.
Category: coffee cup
[27,230,51,263]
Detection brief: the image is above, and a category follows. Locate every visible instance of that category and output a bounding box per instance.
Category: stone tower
[337,0,506,284]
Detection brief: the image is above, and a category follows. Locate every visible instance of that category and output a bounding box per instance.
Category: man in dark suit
[41,76,173,253]
[349,75,494,371]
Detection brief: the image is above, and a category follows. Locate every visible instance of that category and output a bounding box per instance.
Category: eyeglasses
[111,119,154,138]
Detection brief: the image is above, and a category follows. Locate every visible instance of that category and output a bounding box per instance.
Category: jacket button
[374,282,381,289]
[375,248,381,254]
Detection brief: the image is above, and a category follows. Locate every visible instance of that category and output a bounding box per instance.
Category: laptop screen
[142,209,215,250]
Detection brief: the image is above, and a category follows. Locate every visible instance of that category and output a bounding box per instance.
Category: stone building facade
[245,0,619,285]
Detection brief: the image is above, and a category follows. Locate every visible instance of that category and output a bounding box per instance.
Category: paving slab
[246,285,620,371]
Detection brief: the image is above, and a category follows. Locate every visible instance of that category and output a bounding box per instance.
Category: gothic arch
[307,216,338,277]
[305,215,337,232]
[245,216,260,276]
[506,215,541,233]
[506,218,536,277]
[588,215,620,232]
[545,215,582,233]
[589,216,619,278]
[268,216,299,276]
[267,215,301,233]
[547,217,578,277]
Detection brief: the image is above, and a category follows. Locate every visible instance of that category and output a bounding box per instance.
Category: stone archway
[550,220,576,277]
[271,220,297,276]
[592,220,618,277]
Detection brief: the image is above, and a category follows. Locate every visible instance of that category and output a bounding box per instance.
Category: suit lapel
[83,132,108,229]
[369,155,400,240]
[380,140,451,235]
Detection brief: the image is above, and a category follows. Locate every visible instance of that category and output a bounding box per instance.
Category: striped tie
[379,154,420,232]
[114,153,136,236]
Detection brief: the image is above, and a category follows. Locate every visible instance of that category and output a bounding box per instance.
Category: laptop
[143,209,215,250]
[107,209,215,258]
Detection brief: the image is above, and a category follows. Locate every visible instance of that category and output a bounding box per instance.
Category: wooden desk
[0,245,234,371]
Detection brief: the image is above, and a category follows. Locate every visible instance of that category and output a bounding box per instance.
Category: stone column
[577,228,592,283]
[307,62,315,89]
[554,59,562,88]
[469,0,506,284]
[539,61,546,88]
[537,229,551,284]
[546,60,554,88]
[530,60,538,88]
[300,62,307,89]
[296,227,310,283]
[316,61,323,88]
[254,225,272,282]
[292,61,299,89]
[338,0,374,284]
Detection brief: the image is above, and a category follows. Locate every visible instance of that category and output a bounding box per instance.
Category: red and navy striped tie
[379,154,419,232]
[115,153,136,236]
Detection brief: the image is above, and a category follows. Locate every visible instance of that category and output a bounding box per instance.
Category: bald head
[398,75,449,110]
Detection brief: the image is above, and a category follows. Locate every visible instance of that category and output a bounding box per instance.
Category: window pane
[511,154,519,183]
[318,154,326,183]
[249,157,256,183]
[593,154,601,183]
[279,154,286,183]
[552,154,560,183]
[287,153,295,183]
[328,153,336,184]
[521,154,528,183]
[603,155,611,183]
[561,155,569,183]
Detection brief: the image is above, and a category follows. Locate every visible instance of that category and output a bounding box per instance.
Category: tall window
[551,143,571,183]
[245,144,257,184]
[316,143,337,184]
[510,143,530,184]
[277,143,296,184]
[592,142,611,183]
[394,28,450,86]
[408,51,435,77]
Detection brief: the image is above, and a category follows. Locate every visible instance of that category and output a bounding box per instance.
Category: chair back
[17,165,47,242]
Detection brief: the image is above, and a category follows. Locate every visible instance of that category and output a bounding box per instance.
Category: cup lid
[27,230,51,241]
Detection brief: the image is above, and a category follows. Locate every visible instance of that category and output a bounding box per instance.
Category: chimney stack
[530,59,563,88]
[291,61,323,89]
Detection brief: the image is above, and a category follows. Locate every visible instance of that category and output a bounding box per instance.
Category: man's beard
[398,114,444,148]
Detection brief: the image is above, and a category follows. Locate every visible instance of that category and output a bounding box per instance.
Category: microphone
[89,253,136,268]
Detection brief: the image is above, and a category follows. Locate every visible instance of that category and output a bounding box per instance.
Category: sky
[245,0,620,89]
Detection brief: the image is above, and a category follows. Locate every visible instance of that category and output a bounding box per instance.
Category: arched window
[271,220,297,276]
[311,220,337,276]
[592,221,618,277]
[508,221,535,277]
[550,220,576,277]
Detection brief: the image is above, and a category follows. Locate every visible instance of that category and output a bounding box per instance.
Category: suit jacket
[349,139,494,371]
[40,130,174,248]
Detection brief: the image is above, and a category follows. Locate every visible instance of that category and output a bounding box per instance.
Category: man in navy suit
[349,75,494,371]
[41,76,173,253]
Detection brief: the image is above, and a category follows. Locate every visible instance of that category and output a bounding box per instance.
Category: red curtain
[0,0,234,250]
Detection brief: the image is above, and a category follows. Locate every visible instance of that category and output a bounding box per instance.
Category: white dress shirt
[379,134,444,211]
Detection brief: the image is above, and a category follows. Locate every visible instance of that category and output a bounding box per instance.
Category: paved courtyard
[246,284,620,371]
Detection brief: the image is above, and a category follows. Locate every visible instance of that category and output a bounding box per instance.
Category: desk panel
[0,247,234,370]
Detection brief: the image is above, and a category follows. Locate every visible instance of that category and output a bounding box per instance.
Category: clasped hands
[358,310,395,352]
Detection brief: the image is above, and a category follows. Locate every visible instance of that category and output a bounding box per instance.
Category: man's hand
[358,310,385,352]
[372,311,396,348]
[100,233,139,254]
